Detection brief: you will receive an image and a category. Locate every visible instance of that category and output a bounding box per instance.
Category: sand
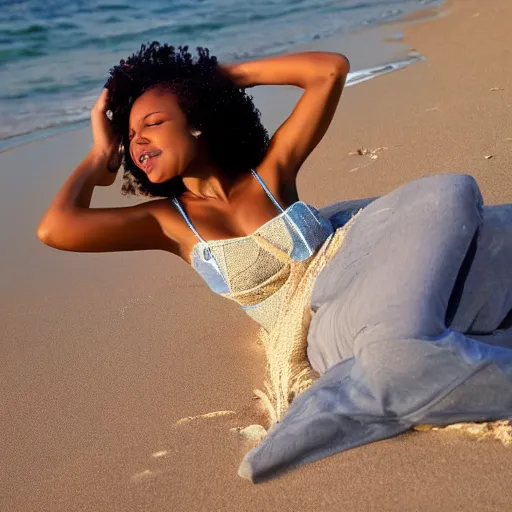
[1,0,512,510]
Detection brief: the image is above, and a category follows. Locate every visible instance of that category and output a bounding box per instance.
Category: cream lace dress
[171,169,357,422]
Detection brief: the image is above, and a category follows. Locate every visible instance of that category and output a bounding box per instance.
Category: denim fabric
[239,174,512,482]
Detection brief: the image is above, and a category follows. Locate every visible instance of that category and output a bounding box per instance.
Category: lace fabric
[189,203,359,421]
[190,201,334,331]
[171,169,358,420]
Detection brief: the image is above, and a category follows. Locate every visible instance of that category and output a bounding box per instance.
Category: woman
[38,43,512,482]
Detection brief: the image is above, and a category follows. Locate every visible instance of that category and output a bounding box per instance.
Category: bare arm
[37,89,177,254]
[37,149,176,253]
[222,52,349,186]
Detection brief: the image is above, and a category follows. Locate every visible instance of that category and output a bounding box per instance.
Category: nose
[132,126,150,143]
[130,135,149,162]
[134,136,149,145]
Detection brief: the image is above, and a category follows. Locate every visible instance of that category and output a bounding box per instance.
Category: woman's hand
[37,88,180,255]
[90,88,122,186]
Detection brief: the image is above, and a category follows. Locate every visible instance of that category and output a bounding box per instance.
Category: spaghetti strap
[251,169,284,213]
[170,197,207,244]
[172,171,284,244]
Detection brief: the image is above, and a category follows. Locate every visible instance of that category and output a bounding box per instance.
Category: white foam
[346,54,424,87]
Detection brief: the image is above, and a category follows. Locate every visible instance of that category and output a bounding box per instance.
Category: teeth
[139,151,159,164]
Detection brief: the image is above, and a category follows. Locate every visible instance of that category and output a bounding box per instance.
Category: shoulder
[145,197,184,234]
[145,197,198,259]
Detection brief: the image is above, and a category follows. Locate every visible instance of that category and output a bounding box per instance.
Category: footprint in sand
[129,409,268,483]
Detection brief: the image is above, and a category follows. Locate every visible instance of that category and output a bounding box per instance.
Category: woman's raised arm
[36,150,175,253]
[37,90,177,254]
[222,51,349,185]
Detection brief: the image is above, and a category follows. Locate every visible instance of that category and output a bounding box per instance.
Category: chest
[182,181,297,242]
[189,200,336,297]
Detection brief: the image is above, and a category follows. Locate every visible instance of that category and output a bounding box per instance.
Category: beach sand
[1,0,511,510]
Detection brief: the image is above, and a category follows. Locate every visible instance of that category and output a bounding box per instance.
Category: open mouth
[138,149,161,165]
[137,150,162,174]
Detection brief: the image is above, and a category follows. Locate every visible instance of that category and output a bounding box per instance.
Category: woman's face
[128,86,198,183]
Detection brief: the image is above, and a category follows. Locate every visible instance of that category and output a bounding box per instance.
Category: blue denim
[239,174,512,482]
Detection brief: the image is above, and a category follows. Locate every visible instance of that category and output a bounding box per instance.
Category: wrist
[81,149,110,183]
[86,148,120,187]
[88,146,111,167]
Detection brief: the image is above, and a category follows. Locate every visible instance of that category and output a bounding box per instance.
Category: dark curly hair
[105,42,269,198]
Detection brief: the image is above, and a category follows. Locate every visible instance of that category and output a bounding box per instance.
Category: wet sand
[1,0,512,510]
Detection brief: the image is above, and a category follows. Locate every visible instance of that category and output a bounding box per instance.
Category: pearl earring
[190,129,202,138]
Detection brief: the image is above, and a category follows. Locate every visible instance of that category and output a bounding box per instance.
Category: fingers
[90,88,116,151]
[91,88,109,117]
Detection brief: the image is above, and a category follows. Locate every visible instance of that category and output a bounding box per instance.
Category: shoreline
[0,4,443,154]
[0,55,422,155]
[2,0,512,510]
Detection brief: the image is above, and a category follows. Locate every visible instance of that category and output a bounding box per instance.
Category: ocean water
[0,0,440,151]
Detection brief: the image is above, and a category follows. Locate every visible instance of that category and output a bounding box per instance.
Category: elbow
[328,53,350,79]
[310,53,349,86]
[37,218,57,247]
[37,212,70,250]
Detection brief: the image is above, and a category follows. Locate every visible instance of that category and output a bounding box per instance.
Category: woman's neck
[181,158,240,202]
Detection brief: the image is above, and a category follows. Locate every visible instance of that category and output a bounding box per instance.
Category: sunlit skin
[129,87,202,184]
[128,86,248,208]
[37,51,349,262]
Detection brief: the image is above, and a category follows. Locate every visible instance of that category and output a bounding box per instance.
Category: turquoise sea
[0,0,441,151]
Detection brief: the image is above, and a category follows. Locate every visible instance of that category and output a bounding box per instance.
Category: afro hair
[105,42,269,198]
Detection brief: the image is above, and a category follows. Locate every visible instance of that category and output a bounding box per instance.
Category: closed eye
[128,120,164,141]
